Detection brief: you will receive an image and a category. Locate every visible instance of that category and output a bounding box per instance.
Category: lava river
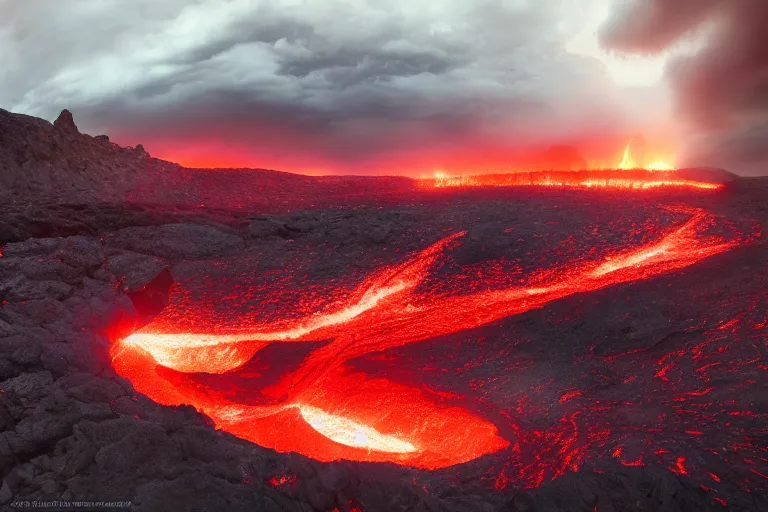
[109,204,762,477]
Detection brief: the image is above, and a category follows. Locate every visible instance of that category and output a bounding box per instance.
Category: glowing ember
[110,206,750,471]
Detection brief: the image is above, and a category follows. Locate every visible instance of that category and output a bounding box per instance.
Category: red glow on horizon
[152,144,335,176]
[118,130,679,178]
[110,206,747,471]
[423,170,721,191]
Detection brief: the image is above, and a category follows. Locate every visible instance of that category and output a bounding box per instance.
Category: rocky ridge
[0,109,168,201]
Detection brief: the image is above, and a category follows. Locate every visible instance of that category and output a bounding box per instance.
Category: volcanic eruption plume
[600,0,768,175]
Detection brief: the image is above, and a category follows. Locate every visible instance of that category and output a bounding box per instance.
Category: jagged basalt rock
[125,267,174,325]
[53,109,78,134]
[0,108,181,201]
[104,223,245,259]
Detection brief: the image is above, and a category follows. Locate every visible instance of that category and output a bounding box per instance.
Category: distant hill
[0,108,415,211]
[0,108,167,199]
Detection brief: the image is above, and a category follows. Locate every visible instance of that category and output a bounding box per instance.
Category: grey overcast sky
[0,0,765,175]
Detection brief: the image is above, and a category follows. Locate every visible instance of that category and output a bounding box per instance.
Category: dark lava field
[0,109,767,511]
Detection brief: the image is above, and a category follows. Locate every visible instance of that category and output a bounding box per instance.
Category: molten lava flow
[117,232,462,374]
[109,206,752,472]
[297,404,417,453]
[423,170,717,191]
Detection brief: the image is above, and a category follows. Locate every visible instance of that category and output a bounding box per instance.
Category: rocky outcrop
[53,109,78,135]
[0,108,182,202]
[0,107,417,213]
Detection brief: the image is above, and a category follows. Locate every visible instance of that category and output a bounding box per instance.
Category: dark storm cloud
[86,83,549,165]
[127,17,469,105]
[279,47,461,88]
[600,0,768,174]
[0,0,657,172]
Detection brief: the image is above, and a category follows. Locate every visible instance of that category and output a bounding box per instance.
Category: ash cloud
[600,0,768,175]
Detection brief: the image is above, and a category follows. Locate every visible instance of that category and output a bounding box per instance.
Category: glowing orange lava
[645,160,676,171]
[424,169,718,191]
[423,141,688,190]
[110,206,746,470]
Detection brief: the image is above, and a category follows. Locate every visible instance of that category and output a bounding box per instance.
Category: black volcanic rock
[0,183,766,510]
[126,267,174,322]
[53,109,78,134]
[104,223,245,259]
[675,166,740,184]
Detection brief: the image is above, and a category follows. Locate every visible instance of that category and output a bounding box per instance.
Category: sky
[0,0,765,176]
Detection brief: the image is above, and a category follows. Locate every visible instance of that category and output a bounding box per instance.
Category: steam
[600,0,768,175]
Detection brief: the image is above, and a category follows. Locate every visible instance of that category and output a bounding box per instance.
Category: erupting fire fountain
[616,138,676,171]
[421,141,715,190]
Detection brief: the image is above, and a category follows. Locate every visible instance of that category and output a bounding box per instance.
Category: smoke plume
[601,0,768,175]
